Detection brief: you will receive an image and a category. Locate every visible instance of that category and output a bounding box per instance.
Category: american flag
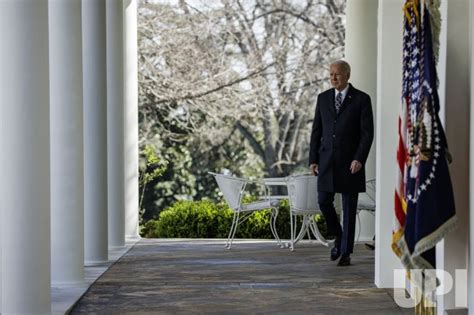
[393,0,457,289]
[392,0,419,261]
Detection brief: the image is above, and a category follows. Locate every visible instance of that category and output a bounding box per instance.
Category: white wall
[375,0,405,288]
[345,0,378,243]
[345,0,378,181]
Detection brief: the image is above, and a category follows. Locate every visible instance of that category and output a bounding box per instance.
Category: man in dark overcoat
[309,60,374,266]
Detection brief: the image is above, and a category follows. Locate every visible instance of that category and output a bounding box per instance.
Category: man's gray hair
[331,60,351,75]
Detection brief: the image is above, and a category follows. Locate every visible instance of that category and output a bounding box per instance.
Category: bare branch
[236,122,265,161]
[138,0,345,176]
[147,62,275,106]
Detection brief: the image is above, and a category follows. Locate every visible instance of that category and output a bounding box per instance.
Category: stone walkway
[70,239,411,314]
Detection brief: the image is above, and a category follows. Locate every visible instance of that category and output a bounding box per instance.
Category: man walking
[309,60,374,266]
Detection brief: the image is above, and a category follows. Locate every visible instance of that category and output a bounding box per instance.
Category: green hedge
[141,199,330,240]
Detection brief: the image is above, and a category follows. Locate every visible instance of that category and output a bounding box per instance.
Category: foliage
[139,144,167,186]
[141,199,330,240]
[141,200,232,238]
[138,134,266,220]
[139,141,197,221]
[139,144,167,221]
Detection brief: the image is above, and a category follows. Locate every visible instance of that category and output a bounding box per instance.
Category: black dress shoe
[337,254,351,266]
[330,246,341,261]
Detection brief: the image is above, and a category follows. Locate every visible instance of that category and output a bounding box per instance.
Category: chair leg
[356,211,361,243]
[228,211,242,249]
[226,211,236,248]
[290,211,295,251]
[227,211,240,249]
[270,208,283,248]
[294,215,308,244]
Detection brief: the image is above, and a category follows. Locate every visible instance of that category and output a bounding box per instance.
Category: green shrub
[141,200,229,238]
[141,199,331,240]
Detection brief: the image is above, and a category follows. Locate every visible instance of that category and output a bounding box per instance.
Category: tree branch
[253,8,340,47]
[147,62,274,106]
[235,122,265,161]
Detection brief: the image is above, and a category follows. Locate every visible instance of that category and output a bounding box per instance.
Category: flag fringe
[392,228,404,257]
[404,0,421,28]
[412,215,457,257]
[424,0,441,67]
[396,215,457,290]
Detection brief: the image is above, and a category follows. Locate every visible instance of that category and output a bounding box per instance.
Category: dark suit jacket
[309,84,374,193]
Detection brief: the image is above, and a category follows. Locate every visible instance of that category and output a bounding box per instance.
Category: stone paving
[70,239,411,314]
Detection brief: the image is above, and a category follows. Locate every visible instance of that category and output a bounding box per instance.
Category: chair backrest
[209,172,246,210]
[287,175,319,212]
[357,179,376,211]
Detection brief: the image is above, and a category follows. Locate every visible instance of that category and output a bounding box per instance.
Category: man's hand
[350,160,362,174]
[310,163,319,176]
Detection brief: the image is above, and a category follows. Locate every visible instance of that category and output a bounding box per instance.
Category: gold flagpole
[414,276,436,315]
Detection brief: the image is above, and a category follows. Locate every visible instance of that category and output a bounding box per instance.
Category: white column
[434,1,449,311]
[0,1,51,313]
[437,0,470,312]
[0,199,2,312]
[374,0,404,288]
[49,0,85,286]
[124,0,140,240]
[107,0,126,248]
[0,59,3,314]
[470,0,474,312]
[345,0,378,242]
[83,0,109,264]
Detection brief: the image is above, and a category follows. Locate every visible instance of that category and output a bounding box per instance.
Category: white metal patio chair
[356,179,376,242]
[209,172,282,249]
[287,174,332,251]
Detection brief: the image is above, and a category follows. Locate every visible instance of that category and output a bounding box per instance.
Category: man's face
[330,64,349,91]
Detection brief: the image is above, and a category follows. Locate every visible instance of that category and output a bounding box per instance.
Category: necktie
[335,92,343,114]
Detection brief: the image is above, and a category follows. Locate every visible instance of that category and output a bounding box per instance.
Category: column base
[84,259,110,267]
[51,280,88,288]
[109,245,127,250]
[126,235,141,242]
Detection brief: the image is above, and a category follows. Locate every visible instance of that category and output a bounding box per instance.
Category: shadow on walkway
[70,239,410,314]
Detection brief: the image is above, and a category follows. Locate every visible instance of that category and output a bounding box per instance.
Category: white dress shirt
[334,84,350,103]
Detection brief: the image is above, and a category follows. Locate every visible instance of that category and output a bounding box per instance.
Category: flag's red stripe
[397,140,406,172]
[394,191,406,227]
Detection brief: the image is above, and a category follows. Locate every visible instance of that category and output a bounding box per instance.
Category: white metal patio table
[262,176,332,250]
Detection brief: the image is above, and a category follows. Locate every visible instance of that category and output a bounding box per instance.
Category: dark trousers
[318,191,359,255]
